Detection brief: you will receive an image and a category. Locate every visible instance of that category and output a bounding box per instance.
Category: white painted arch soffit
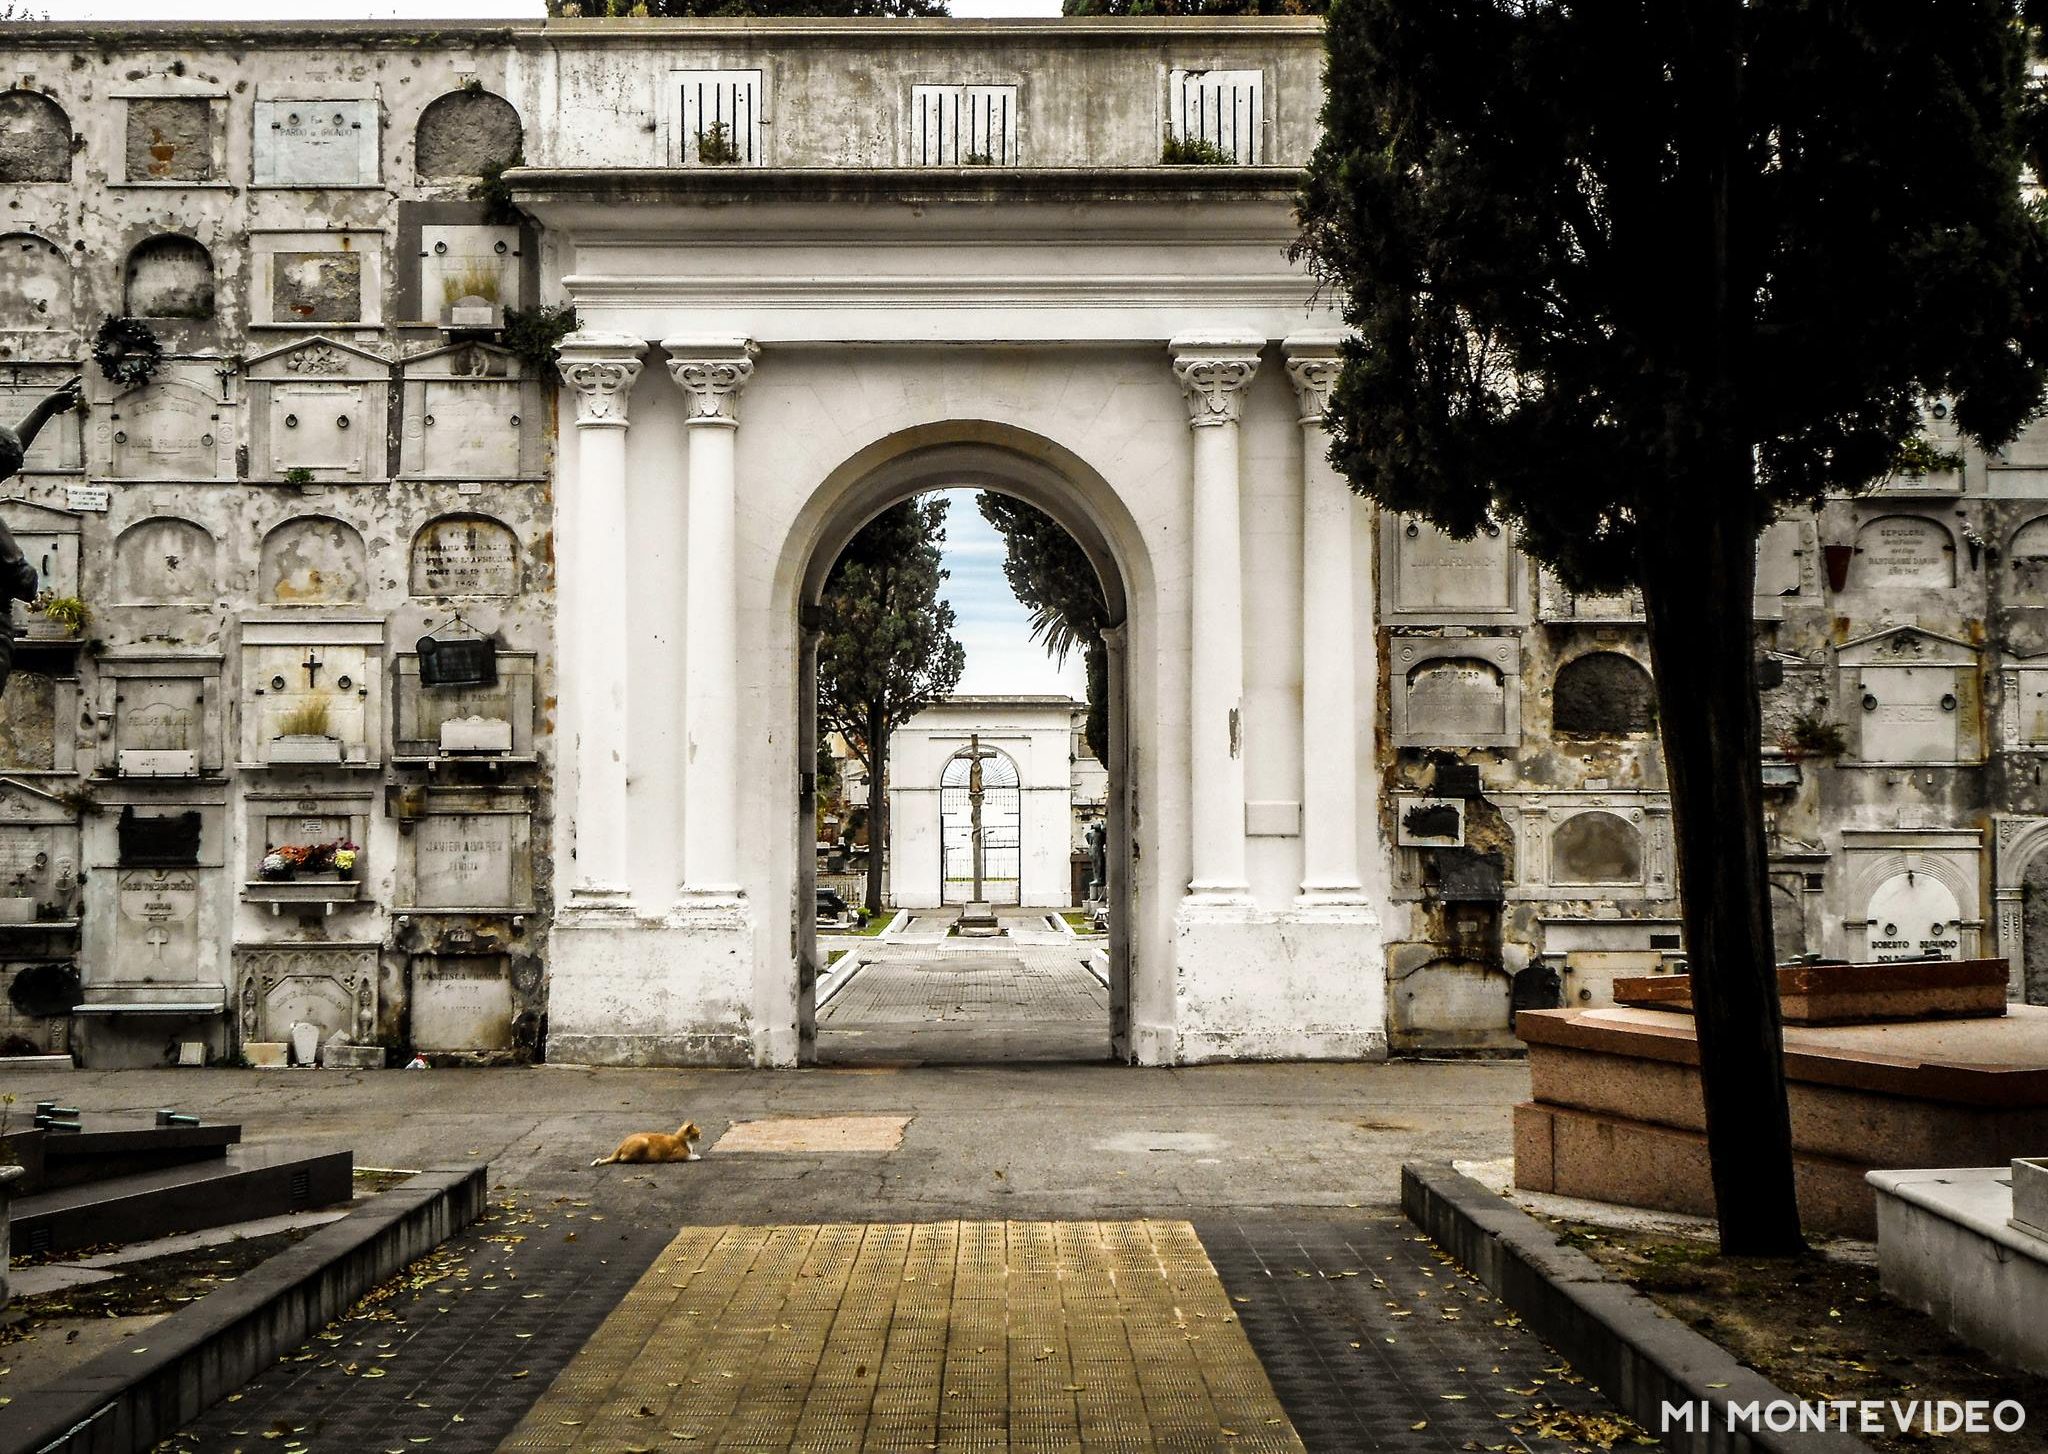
[513,167,1333,344]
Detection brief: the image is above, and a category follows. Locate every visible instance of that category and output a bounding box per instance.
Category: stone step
[10,1146,354,1258]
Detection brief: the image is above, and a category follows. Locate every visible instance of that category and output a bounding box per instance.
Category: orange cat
[591,1121,702,1167]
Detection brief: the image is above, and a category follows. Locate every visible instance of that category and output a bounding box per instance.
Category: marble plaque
[410,515,520,596]
[0,824,59,901]
[420,225,520,326]
[1550,811,1643,885]
[267,383,368,476]
[1866,871,1963,962]
[273,251,363,324]
[2011,516,2048,603]
[246,643,370,757]
[1406,658,1507,738]
[1860,665,1961,761]
[253,100,376,187]
[1393,519,1512,614]
[238,945,375,1045]
[106,381,222,479]
[413,814,515,908]
[1856,515,1954,587]
[117,678,201,755]
[410,956,513,1052]
[416,381,523,478]
[0,670,57,770]
[117,868,200,983]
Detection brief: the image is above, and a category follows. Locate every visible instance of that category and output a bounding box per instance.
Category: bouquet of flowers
[259,839,360,881]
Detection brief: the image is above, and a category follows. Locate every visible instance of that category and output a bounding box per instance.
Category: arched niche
[1854,513,1954,588]
[259,516,367,605]
[1551,810,1643,885]
[0,233,71,331]
[408,513,521,596]
[1867,870,1962,962]
[414,90,523,178]
[114,516,218,603]
[1553,651,1656,736]
[124,234,215,320]
[0,90,71,183]
[2011,516,2048,604]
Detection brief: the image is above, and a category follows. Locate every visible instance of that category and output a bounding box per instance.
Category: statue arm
[11,377,82,454]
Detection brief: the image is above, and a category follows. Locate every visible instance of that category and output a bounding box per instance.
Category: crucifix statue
[954,734,1002,933]
[0,378,82,695]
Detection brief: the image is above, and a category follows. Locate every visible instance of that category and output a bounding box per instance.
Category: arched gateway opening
[789,427,1141,1065]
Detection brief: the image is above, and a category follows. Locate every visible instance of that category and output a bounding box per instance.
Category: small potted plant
[23,590,89,640]
[253,838,362,909]
[270,695,343,764]
[442,261,503,330]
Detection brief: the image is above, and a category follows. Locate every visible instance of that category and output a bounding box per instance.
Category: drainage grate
[24,1226,49,1255]
[290,1169,310,1203]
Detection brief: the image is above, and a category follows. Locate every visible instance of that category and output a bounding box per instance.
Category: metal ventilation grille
[1169,68,1263,163]
[912,85,1019,166]
[676,70,762,165]
[290,1168,311,1203]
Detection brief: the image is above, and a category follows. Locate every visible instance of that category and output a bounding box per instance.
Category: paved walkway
[818,942,1111,1065]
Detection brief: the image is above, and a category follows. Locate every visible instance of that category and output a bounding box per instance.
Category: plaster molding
[1170,330,1265,428]
[661,336,759,426]
[555,332,647,426]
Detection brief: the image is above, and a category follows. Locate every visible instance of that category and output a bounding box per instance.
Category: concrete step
[1,1121,242,1195]
[10,1146,354,1257]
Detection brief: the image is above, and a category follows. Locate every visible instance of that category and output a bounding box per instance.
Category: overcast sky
[37,0,1064,18]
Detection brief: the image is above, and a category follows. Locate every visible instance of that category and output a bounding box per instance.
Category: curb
[2,1163,490,1454]
[1401,1162,1875,1454]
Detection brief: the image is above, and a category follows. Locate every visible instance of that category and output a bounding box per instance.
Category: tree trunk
[1635,491,1806,1257]
[864,708,887,916]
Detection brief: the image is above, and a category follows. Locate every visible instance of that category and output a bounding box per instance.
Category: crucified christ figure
[0,377,83,692]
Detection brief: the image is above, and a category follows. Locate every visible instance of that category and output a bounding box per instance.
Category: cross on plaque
[954,734,1003,934]
[301,649,325,689]
[144,925,171,964]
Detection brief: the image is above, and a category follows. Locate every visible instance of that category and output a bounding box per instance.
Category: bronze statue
[0,377,83,692]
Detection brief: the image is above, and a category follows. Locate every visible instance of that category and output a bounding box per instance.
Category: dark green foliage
[976,492,1110,763]
[1294,0,2048,1256]
[1159,133,1235,164]
[551,0,948,15]
[818,497,966,911]
[502,303,579,375]
[469,153,523,226]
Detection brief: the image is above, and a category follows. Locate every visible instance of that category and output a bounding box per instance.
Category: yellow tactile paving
[498,1221,1304,1454]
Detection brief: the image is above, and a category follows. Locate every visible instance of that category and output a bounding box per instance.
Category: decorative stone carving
[1170,334,1263,427]
[246,336,390,482]
[557,333,645,425]
[1489,792,1675,901]
[1283,350,1340,425]
[663,338,757,424]
[283,345,346,375]
[399,342,536,478]
[234,943,377,1045]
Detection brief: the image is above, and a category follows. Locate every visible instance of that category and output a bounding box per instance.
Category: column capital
[662,335,758,426]
[1169,329,1265,428]
[556,332,647,427]
[1282,330,1348,426]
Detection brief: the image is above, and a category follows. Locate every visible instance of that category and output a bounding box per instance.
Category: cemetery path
[816,941,1113,1065]
[0,1060,1659,1452]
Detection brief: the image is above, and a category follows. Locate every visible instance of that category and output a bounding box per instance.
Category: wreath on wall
[93,316,164,389]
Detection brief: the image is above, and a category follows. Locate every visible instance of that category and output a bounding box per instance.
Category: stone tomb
[1514,999,2048,1236]
[234,942,376,1049]
[1390,635,1520,749]
[0,781,79,926]
[242,790,372,914]
[94,653,223,778]
[399,343,540,480]
[1379,513,1525,623]
[122,93,220,183]
[238,618,384,767]
[245,338,391,483]
[397,788,533,911]
[250,232,382,328]
[1492,791,1675,901]
[0,497,81,613]
[0,667,78,775]
[113,516,219,605]
[408,952,515,1053]
[392,649,535,759]
[1753,516,1815,619]
[1852,512,1957,589]
[99,368,236,481]
[408,512,523,596]
[1838,626,1983,765]
[1842,827,1985,964]
[418,225,522,329]
[252,98,378,188]
[113,868,202,986]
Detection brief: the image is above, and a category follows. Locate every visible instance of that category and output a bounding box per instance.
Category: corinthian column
[556,332,646,909]
[663,336,758,904]
[1286,332,1367,907]
[1170,330,1263,902]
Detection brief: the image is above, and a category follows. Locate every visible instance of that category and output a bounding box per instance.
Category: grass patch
[847,910,896,937]
[1060,910,1101,933]
[826,949,847,967]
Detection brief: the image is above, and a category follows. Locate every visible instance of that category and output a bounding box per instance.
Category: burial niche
[115,517,217,604]
[0,234,71,330]
[259,516,367,605]
[414,90,523,178]
[410,515,519,597]
[0,91,70,183]
[1854,514,1955,588]
[2011,517,2048,604]
[1553,652,1656,736]
[125,96,215,182]
[1867,870,1962,962]
[1405,656,1507,740]
[124,235,214,320]
[1550,810,1643,885]
[0,670,58,771]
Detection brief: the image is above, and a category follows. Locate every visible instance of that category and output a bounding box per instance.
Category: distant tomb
[1549,810,1643,886]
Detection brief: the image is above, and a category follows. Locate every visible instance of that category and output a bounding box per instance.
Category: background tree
[818,497,967,914]
[976,493,1110,763]
[550,1,946,16]
[1062,1,1325,13]
[1296,0,2048,1254]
